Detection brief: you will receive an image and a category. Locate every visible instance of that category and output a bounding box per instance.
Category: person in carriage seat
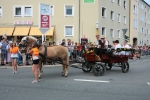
[113,40,122,55]
[95,35,108,59]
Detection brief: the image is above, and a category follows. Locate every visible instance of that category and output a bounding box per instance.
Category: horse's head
[19,36,38,49]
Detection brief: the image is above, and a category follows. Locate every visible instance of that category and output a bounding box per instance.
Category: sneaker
[32,80,38,83]
[12,72,15,74]
[15,71,17,74]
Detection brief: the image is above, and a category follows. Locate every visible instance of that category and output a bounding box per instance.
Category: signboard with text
[84,0,95,3]
[39,3,51,34]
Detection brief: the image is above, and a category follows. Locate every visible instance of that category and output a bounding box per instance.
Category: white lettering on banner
[14,21,33,25]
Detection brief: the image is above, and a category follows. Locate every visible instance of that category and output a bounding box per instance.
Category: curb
[0,64,62,69]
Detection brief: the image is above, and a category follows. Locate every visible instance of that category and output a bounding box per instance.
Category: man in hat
[100,35,108,49]
[95,35,108,48]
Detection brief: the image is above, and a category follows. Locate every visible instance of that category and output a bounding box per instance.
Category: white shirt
[123,44,131,55]
[0,42,2,53]
[123,44,130,48]
[115,44,122,50]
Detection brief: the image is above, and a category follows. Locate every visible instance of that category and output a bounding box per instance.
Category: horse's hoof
[64,75,68,77]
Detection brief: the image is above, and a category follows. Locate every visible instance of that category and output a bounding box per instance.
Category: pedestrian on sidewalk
[26,42,39,83]
[10,42,19,74]
[6,41,13,66]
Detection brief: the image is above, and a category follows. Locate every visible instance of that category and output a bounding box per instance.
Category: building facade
[0,0,99,44]
[98,0,130,45]
[130,0,150,46]
[1,0,149,46]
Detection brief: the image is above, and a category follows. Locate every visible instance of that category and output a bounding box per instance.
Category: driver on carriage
[95,34,108,58]
[95,34,108,49]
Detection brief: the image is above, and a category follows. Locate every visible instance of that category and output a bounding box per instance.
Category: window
[118,13,121,22]
[110,11,114,20]
[111,0,115,3]
[24,7,32,16]
[118,0,121,6]
[50,5,54,16]
[65,25,74,36]
[14,6,33,17]
[65,5,74,16]
[145,12,147,19]
[123,16,126,24]
[124,0,126,9]
[0,6,2,17]
[110,29,114,38]
[102,7,106,17]
[141,3,143,10]
[140,27,144,33]
[134,19,138,28]
[102,27,106,36]
[140,15,144,21]
[117,30,121,38]
[14,7,22,16]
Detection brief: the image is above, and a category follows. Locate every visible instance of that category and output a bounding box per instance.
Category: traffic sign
[122,29,128,34]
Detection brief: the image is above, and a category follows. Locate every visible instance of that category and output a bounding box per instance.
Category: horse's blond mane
[28,36,37,41]
[21,36,37,42]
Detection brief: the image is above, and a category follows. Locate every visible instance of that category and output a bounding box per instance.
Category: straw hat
[96,34,99,36]
[100,35,105,38]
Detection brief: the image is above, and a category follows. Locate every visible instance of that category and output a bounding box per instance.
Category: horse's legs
[38,60,43,78]
[62,64,65,76]
[65,64,68,77]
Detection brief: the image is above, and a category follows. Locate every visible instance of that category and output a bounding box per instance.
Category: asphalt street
[0,56,150,100]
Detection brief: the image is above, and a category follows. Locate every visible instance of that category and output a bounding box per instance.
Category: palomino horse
[19,36,69,78]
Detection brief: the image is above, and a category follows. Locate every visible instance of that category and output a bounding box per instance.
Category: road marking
[74,79,109,83]
[147,82,150,85]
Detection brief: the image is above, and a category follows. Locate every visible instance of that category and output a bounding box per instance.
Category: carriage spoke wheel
[105,63,112,70]
[93,64,105,76]
[121,62,129,73]
[82,62,94,72]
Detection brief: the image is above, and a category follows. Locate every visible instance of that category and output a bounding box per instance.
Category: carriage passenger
[26,42,39,83]
[122,40,131,55]
[113,40,122,55]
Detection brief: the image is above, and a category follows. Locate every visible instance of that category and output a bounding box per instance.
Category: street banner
[39,3,51,35]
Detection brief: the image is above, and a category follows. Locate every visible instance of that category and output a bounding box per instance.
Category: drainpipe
[79,0,80,43]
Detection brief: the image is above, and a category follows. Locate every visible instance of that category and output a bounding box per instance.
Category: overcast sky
[144,0,150,5]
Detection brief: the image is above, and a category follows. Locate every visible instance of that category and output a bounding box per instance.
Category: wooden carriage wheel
[121,62,129,73]
[93,63,105,76]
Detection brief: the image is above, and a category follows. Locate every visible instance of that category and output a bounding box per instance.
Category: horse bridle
[19,36,29,53]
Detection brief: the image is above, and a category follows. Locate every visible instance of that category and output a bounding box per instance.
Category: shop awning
[29,27,42,36]
[46,27,54,36]
[0,27,14,36]
[13,27,30,36]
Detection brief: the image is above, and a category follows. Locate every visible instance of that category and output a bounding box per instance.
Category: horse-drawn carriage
[19,36,134,78]
[75,48,135,76]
